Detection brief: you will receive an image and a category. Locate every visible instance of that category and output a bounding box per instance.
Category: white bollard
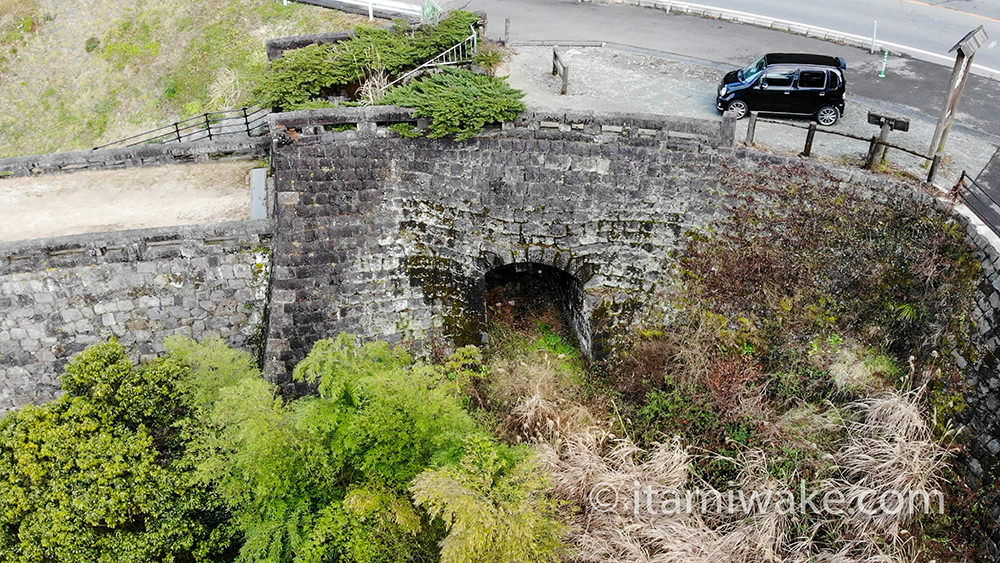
[871,20,878,53]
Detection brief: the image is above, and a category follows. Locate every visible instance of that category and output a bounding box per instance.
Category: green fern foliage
[197,333,486,562]
[412,437,566,563]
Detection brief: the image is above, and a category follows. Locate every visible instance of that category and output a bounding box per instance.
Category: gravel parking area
[502,45,998,188]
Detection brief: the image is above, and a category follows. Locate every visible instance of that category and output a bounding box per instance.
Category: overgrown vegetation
[0,161,991,560]
[252,10,480,111]
[0,340,236,562]
[0,0,40,73]
[0,0,369,156]
[252,10,523,140]
[589,161,987,560]
[0,335,568,563]
[382,68,525,140]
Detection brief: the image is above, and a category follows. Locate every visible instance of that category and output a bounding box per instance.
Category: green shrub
[411,437,566,563]
[84,36,100,53]
[382,68,525,140]
[389,122,423,138]
[197,334,489,562]
[253,10,480,110]
[0,340,236,563]
[472,44,504,75]
[633,378,721,447]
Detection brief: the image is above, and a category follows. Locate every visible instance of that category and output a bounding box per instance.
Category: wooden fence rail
[552,48,569,95]
[744,111,941,184]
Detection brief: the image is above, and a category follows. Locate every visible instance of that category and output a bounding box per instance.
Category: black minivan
[716,53,847,126]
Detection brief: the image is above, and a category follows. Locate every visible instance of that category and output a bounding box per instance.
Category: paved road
[464,0,999,143]
[664,0,1000,73]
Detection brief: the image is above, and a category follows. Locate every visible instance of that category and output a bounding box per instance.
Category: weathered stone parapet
[267,105,735,148]
[265,30,358,61]
[0,220,276,412]
[0,137,269,179]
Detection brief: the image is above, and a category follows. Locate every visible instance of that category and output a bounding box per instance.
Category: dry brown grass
[489,352,600,443]
[539,386,952,562]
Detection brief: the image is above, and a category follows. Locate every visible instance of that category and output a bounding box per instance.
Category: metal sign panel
[949,25,989,56]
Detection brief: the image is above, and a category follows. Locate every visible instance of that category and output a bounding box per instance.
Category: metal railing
[957,171,1000,238]
[382,25,478,90]
[743,111,942,184]
[94,107,270,150]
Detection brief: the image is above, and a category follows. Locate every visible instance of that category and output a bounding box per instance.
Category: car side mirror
[758,82,767,90]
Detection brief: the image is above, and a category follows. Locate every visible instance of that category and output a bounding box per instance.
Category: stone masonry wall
[0,136,269,179]
[263,107,736,381]
[953,211,1000,554]
[0,220,275,412]
[263,107,997,551]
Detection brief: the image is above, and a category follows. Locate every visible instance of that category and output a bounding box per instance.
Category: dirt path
[0,161,255,243]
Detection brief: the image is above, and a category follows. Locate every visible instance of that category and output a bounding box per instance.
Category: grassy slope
[0,0,371,157]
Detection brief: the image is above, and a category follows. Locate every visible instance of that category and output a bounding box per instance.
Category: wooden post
[745,112,757,145]
[927,154,942,184]
[174,122,182,143]
[243,107,251,136]
[801,122,817,156]
[928,26,988,162]
[205,114,213,141]
[552,48,568,95]
[873,121,891,164]
[866,135,879,169]
[866,123,891,169]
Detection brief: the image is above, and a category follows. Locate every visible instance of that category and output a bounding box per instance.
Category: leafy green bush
[196,334,489,562]
[382,68,525,140]
[0,340,236,563]
[633,378,721,447]
[412,437,566,563]
[253,11,480,110]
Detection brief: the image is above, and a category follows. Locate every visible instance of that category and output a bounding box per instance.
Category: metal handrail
[94,107,270,150]
[957,171,1000,238]
[382,25,478,91]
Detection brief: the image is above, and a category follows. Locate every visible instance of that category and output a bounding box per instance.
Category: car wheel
[726,100,749,119]
[816,106,839,126]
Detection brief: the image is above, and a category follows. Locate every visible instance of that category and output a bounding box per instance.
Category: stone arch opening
[484,262,590,355]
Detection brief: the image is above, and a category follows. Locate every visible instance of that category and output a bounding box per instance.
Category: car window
[740,56,766,82]
[828,71,841,90]
[798,70,826,89]
[762,70,795,88]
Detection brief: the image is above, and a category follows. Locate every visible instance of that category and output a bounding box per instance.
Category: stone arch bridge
[2,109,1000,545]
[262,107,738,377]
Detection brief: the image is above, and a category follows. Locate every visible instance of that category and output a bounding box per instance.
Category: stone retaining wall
[265,30,357,61]
[0,137,269,179]
[0,220,275,411]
